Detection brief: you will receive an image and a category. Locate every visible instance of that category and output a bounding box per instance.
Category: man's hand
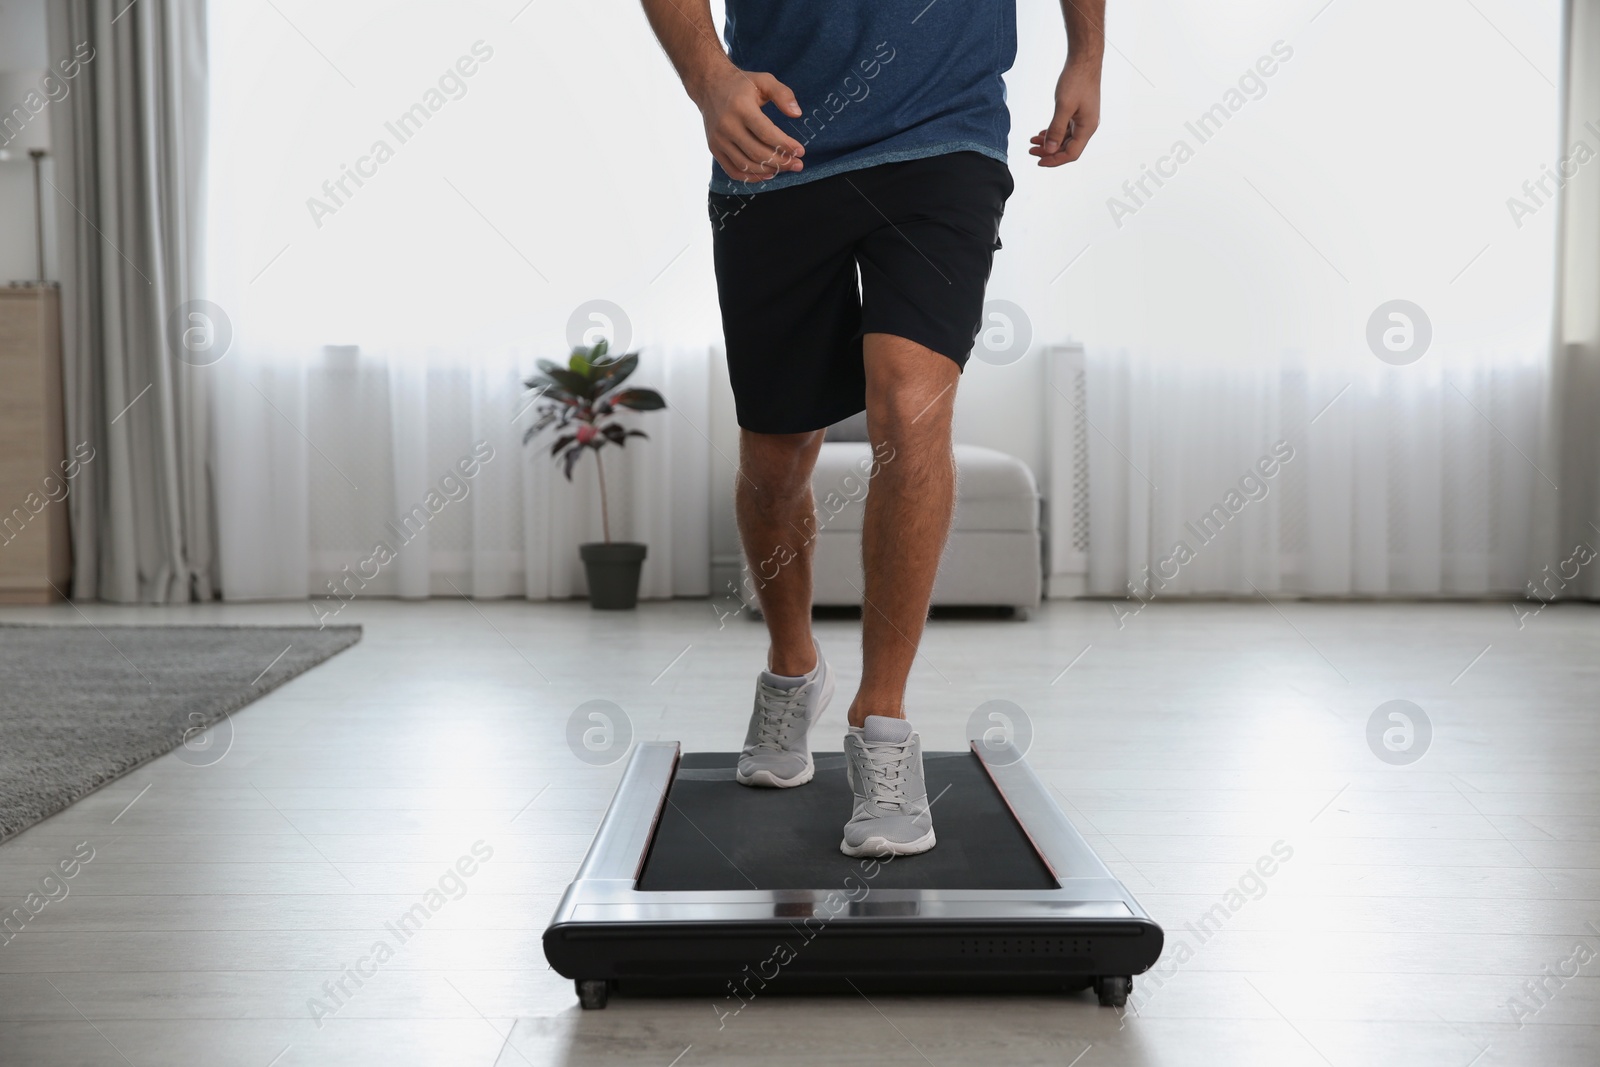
[693,66,806,181]
[1030,58,1101,167]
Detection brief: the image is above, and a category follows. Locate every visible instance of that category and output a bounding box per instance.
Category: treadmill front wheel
[576,979,610,1010]
[1094,975,1131,1008]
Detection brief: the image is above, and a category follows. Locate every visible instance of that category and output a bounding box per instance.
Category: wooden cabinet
[0,284,72,603]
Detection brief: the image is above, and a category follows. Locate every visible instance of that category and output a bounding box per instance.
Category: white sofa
[742,433,1043,617]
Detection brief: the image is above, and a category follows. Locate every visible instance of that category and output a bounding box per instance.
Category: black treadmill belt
[636,751,1057,891]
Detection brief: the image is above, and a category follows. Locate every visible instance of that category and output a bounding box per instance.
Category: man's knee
[865,385,955,447]
[863,335,960,443]
[739,429,823,503]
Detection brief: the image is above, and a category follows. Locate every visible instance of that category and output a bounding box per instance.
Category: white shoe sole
[839,827,937,857]
[736,656,834,789]
[737,757,814,788]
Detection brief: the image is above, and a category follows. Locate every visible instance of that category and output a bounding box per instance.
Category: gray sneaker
[736,640,834,788]
[840,715,936,856]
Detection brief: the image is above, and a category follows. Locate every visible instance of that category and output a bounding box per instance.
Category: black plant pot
[579,542,648,610]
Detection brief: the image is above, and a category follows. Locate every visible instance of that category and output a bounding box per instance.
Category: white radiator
[1044,344,1091,598]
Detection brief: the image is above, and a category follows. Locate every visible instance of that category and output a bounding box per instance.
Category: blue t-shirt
[712,1,1016,194]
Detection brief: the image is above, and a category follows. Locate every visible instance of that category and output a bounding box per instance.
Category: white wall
[0,0,57,285]
[0,1,48,69]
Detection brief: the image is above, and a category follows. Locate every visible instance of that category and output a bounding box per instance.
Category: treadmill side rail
[972,739,1164,940]
[572,741,679,883]
[970,739,1113,883]
[972,739,1163,931]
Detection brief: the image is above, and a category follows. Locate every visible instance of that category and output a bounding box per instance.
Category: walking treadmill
[544,740,1163,1009]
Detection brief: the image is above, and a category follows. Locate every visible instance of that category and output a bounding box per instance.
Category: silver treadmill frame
[546,740,1157,928]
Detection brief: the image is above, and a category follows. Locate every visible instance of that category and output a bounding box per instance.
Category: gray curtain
[1548,0,1600,599]
[48,0,213,603]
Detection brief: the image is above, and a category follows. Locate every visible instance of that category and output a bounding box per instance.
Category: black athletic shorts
[708,150,1013,434]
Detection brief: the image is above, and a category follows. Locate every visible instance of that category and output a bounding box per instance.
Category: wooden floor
[0,597,1596,1066]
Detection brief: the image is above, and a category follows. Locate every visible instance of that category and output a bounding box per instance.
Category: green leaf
[610,387,666,411]
[548,433,576,457]
[525,377,580,407]
[607,351,639,384]
[589,353,637,396]
[543,367,593,399]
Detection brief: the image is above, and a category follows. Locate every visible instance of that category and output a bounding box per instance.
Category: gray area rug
[0,624,361,842]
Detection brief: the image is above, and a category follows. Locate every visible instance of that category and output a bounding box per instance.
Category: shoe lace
[860,740,914,809]
[752,681,810,750]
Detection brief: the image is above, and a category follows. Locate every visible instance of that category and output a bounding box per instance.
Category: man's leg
[846,333,961,727]
[834,152,1007,856]
[732,427,838,789]
[736,428,826,674]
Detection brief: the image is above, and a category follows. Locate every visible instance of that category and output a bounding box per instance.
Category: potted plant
[523,340,667,609]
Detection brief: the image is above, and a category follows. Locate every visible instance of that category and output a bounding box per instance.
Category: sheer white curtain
[1081,356,1545,597]
[1008,0,1563,596]
[203,1,724,601]
[211,345,711,604]
[1548,0,1600,599]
